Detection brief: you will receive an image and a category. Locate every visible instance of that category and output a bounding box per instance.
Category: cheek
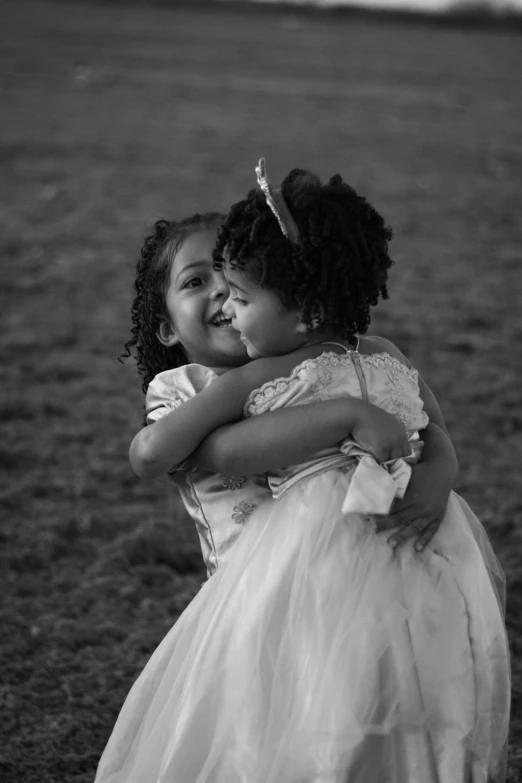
[163,290,177,322]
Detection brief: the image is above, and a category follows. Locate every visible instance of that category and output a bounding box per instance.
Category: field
[1,0,521,780]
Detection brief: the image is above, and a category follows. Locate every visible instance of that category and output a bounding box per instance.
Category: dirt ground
[1,1,521,780]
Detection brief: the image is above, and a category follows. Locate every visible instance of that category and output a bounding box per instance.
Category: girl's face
[222,264,306,360]
[158,230,248,372]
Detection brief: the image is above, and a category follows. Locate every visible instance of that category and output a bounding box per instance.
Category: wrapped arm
[364,336,459,548]
[419,422,458,478]
[189,397,411,476]
[130,348,324,479]
[130,343,414,480]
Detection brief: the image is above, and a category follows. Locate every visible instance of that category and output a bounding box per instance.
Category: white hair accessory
[255,158,300,245]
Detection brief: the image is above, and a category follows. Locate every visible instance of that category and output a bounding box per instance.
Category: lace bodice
[245,351,428,431]
[244,350,429,499]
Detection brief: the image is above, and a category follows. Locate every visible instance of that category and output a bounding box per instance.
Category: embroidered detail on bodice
[247,380,290,411]
[222,476,247,491]
[357,351,418,381]
[244,352,344,416]
[244,351,420,418]
[146,365,271,577]
[383,366,418,426]
[232,501,256,525]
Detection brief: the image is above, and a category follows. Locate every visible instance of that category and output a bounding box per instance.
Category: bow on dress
[341,435,423,516]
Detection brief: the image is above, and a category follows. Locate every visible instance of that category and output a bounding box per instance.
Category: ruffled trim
[244,351,419,418]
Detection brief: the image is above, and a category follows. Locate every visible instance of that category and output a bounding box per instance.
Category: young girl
[97,176,509,783]
[122,214,452,578]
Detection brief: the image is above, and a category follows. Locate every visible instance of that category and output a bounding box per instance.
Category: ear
[157,318,180,348]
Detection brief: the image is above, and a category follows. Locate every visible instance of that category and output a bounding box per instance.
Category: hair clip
[255,158,300,245]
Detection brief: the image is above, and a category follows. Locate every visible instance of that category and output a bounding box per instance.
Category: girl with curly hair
[97,165,509,783]
[119,211,444,576]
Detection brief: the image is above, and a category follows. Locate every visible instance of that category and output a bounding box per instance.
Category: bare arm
[365,335,459,549]
[189,398,411,476]
[130,345,337,479]
[190,341,458,479]
[417,421,458,482]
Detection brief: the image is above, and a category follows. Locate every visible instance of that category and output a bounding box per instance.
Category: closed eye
[232,296,247,305]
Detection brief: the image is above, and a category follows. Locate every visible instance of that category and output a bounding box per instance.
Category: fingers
[378,441,412,464]
[387,521,421,550]
[379,438,424,465]
[412,516,443,551]
[374,515,403,533]
[385,514,443,552]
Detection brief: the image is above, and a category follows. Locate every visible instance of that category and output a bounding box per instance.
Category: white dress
[146,363,273,578]
[95,350,510,783]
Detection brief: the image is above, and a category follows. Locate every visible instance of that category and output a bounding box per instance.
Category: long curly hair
[120,212,224,392]
[214,169,393,341]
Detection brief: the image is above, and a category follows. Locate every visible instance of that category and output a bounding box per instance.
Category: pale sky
[249,0,522,11]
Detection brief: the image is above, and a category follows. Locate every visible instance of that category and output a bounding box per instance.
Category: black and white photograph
[1,0,521,781]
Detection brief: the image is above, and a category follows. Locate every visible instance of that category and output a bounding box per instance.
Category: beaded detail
[232,501,256,525]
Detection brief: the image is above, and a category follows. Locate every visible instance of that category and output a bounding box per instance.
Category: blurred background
[1,0,521,780]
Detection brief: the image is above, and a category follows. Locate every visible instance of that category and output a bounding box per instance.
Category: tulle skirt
[95,475,510,783]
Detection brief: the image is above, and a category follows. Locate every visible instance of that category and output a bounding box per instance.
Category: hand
[375,462,450,551]
[350,405,411,464]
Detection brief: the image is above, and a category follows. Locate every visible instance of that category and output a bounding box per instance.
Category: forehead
[222,263,255,291]
[169,229,218,285]
[172,229,217,271]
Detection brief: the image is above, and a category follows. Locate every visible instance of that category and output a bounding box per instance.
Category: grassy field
[1,1,521,780]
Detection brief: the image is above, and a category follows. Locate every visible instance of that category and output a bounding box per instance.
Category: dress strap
[321,335,360,353]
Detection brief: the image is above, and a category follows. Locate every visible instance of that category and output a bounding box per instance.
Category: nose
[222,295,234,318]
[209,272,229,301]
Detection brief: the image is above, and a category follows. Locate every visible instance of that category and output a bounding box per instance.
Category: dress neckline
[320,336,359,354]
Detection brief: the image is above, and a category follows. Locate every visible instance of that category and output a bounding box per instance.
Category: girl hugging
[96,162,510,783]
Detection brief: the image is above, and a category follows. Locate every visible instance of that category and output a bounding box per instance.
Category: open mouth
[209,313,233,328]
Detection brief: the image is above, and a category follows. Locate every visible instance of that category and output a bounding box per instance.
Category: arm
[382,422,458,550]
[130,346,340,480]
[189,398,412,476]
[366,336,458,549]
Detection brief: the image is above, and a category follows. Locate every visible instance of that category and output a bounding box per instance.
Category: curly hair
[120,212,224,393]
[214,169,393,342]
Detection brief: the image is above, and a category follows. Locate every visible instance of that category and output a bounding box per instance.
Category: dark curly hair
[120,212,224,392]
[214,169,393,342]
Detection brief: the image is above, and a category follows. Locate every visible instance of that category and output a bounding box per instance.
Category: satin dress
[146,363,273,579]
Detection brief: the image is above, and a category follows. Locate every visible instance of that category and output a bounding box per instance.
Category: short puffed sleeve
[146,364,218,424]
[145,364,218,473]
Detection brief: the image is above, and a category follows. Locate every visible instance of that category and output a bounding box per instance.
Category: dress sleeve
[145,365,217,473]
[146,376,184,424]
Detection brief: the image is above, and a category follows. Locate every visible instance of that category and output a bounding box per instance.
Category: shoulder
[232,345,329,389]
[146,364,217,423]
[359,335,414,370]
[148,364,217,397]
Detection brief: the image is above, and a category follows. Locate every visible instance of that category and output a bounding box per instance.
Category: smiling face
[222,264,306,359]
[158,229,248,373]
